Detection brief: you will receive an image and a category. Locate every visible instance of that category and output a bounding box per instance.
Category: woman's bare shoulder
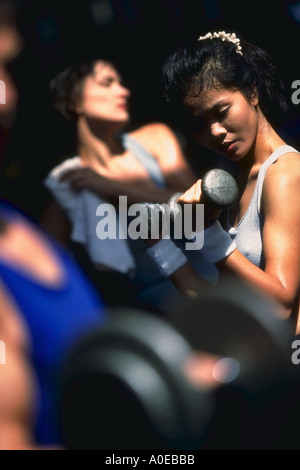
[263,151,300,204]
[266,151,300,181]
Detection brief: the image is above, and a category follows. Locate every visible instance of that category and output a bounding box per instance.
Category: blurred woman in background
[42,59,218,313]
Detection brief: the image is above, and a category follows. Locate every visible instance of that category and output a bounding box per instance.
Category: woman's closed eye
[97,78,114,87]
[217,107,230,118]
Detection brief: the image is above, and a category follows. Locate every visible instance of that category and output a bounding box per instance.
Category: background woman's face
[77,61,131,124]
[183,87,259,162]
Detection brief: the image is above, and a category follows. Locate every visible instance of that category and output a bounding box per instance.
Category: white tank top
[226,145,300,268]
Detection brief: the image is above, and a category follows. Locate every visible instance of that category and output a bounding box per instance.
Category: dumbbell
[170,167,239,212]
[137,168,238,238]
[58,279,294,450]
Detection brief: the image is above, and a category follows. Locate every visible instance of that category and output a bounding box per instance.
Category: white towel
[44,157,136,274]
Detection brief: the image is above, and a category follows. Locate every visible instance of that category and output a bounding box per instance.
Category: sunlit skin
[0,23,23,63]
[184,88,259,162]
[0,277,36,450]
[173,87,300,332]
[182,352,237,390]
[0,20,23,155]
[42,61,196,242]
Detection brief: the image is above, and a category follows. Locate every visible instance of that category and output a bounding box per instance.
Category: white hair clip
[198,31,243,55]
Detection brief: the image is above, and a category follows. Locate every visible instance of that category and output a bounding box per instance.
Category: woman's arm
[0,282,37,449]
[58,168,184,205]
[130,122,197,191]
[147,153,300,322]
[217,154,300,318]
[58,122,197,205]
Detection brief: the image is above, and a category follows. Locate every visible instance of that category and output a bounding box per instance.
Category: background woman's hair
[161,33,289,129]
[50,59,114,121]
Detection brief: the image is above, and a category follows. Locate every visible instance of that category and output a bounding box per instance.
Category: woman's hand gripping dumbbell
[139,168,239,240]
[139,169,239,279]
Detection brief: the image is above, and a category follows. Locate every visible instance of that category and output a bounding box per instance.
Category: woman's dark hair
[50,59,114,121]
[161,32,289,128]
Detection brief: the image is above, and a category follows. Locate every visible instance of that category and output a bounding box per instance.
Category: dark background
[1,0,300,219]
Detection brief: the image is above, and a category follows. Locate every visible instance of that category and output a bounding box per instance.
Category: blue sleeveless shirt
[0,203,107,445]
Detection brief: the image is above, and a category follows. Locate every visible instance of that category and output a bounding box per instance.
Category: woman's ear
[70,99,82,115]
[250,87,259,107]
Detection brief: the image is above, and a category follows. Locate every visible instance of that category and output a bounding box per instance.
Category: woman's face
[183,87,259,162]
[76,61,131,124]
